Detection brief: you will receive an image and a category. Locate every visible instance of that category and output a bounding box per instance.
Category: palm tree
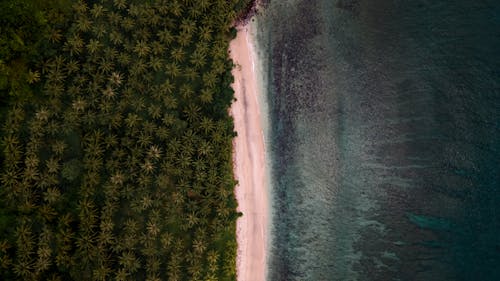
[167,254,181,281]
[99,58,114,73]
[73,73,88,86]
[190,50,206,69]
[148,56,163,72]
[199,117,215,134]
[178,152,192,169]
[142,121,157,136]
[43,187,61,204]
[90,4,106,18]
[170,0,183,17]
[150,40,164,56]
[114,268,129,281]
[118,251,141,273]
[46,67,66,84]
[146,273,161,281]
[192,237,206,254]
[216,201,232,220]
[26,69,40,86]
[211,59,226,75]
[205,273,218,281]
[197,140,212,157]
[109,72,122,85]
[44,83,65,100]
[157,29,174,45]
[108,11,122,26]
[147,145,162,160]
[147,10,161,27]
[131,95,146,111]
[147,104,162,120]
[39,204,57,222]
[177,31,192,47]
[66,59,80,75]
[160,79,174,94]
[99,100,113,114]
[207,250,219,268]
[51,140,67,155]
[117,52,131,66]
[113,0,127,10]
[92,265,111,281]
[45,157,60,174]
[180,84,194,99]
[170,48,185,63]
[198,0,211,12]
[87,39,102,54]
[154,125,169,143]
[137,132,153,148]
[64,34,85,56]
[12,260,33,279]
[73,0,88,14]
[171,191,184,206]
[202,71,217,88]
[121,17,135,31]
[183,67,198,82]
[99,217,114,234]
[159,232,173,251]
[37,171,59,189]
[75,233,98,267]
[199,25,212,41]
[130,60,147,76]
[92,22,107,39]
[3,141,20,163]
[187,5,202,19]
[1,167,20,189]
[154,0,169,15]
[127,3,140,17]
[180,18,196,35]
[145,254,161,274]
[146,221,160,236]
[72,97,86,112]
[135,27,151,41]
[102,86,116,99]
[125,113,141,129]
[200,88,213,104]
[76,16,93,32]
[164,62,181,78]
[105,46,119,59]
[6,105,25,124]
[186,212,199,228]
[183,103,201,123]
[211,39,229,60]
[109,172,124,187]
[109,30,123,45]
[24,154,39,170]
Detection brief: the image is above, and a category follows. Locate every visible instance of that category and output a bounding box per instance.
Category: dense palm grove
[0,0,252,280]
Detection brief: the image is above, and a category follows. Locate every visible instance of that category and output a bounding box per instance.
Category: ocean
[252,0,500,280]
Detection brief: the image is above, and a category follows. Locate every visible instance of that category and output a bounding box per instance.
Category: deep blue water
[255,0,500,280]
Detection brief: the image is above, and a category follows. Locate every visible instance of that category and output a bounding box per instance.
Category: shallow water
[255,0,500,280]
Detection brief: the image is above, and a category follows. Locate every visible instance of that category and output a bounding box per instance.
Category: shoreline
[229,24,268,281]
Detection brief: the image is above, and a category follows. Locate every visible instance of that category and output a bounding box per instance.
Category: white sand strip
[230,25,268,281]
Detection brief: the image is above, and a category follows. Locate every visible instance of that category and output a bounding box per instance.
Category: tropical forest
[0,0,252,280]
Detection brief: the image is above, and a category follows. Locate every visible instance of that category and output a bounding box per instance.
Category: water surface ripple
[256,0,500,280]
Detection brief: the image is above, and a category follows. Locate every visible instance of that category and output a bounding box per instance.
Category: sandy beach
[230,26,268,281]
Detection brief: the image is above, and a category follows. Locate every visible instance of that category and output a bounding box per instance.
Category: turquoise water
[255,0,500,280]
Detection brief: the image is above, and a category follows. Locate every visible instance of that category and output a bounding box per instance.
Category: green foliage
[61,159,82,181]
[0,0,71,97]
[0,0,253,280]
